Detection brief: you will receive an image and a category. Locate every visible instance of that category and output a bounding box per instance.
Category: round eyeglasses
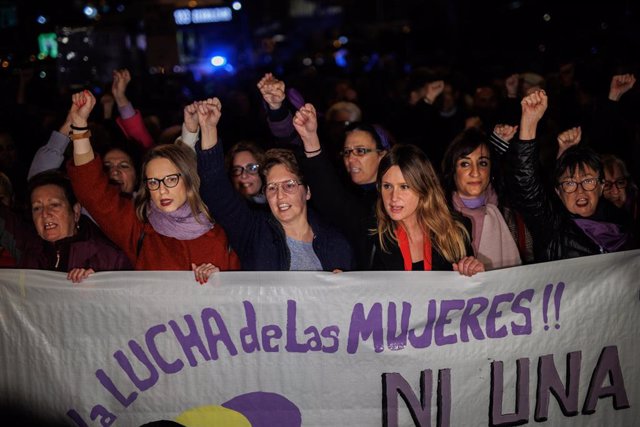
[144,173,181,191]
[230,163,260,177]
[603,178,628,191]
[263,179,303,196]
[339,147,381,158]
[557,177,600,193]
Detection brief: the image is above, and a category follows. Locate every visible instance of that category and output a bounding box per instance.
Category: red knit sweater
[67,156,240,271]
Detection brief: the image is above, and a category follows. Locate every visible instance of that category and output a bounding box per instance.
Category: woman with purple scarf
[65,90,240,283]
[507,90,637,261]
[442,127,532,270]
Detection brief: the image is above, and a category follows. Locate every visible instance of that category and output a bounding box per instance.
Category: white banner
[1,250,639,427]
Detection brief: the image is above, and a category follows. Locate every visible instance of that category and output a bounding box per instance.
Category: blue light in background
[210,55,227,67]
[83,6,98,18]
[37,15,47,25]
[334,49,348,68]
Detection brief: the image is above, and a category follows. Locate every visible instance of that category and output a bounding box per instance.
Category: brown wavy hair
[375,144,469,262]
[134,144,211,223]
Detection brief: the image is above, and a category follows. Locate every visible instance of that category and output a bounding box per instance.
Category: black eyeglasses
[339,147,381,158]
[144,173,181,191]
[603,178,628,191]
[263,179,303,196]
[230,163,260,177]
[557,177,600,194]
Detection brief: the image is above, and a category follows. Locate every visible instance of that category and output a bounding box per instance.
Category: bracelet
[304,147,322,154]
[70,124,90,131]
[68,130,92,141]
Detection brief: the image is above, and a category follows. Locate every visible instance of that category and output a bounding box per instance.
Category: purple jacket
[0,209,132,272]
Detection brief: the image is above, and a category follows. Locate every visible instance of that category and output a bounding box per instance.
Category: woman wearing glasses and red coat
[194,98,353,271]
[508,90,637,261]
[66,91,240,283]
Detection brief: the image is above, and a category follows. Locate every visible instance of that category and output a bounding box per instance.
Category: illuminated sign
[38,33,58,59]
[173,7,233,25]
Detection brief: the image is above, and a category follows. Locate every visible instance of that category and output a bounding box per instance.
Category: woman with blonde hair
[66,90,239,283]
[372,144,484,275]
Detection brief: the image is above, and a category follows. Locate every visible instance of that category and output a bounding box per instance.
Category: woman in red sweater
[66,90,239,283]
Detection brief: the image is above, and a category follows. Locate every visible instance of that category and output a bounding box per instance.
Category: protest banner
[1,250,639,426]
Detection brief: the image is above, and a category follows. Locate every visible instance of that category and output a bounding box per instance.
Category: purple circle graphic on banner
[222,392,302,427]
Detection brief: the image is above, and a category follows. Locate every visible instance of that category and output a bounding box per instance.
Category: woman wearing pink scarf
[442,127,532,270]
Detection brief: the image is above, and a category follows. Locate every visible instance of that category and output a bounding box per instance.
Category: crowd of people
[0,62,638,283]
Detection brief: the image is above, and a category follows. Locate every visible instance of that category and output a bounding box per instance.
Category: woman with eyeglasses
[66,91,240,283]
[225,141,268,209]
[601,155,638,214]
[292,103,390,269]
[601,154,639,238]
[195,98,353,271]
[508,90,637,261]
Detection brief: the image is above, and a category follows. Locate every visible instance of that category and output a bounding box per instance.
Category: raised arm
[175,102,201,151]
[292,103,322,157]
[422,80,445,105]
[28,110,74,179]
[519,90,547,141]
[257,73,301,146]
[197,98,222,150]
[507,90,556,251]
[70,90,97,166]
[195,98,259,258]
[556,126,582,159]
[489,123,519,156]
[608,73,636,102]
[257,73,286,111]
[112,69,154,149]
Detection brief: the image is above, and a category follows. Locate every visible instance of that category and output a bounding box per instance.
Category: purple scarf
[572,218,629,252]
[147,202,213,240]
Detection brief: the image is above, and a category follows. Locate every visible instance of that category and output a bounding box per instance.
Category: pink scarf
[452,185,521,270]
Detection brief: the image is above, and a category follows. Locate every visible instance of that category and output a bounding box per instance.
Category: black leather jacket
[507,138,636,262]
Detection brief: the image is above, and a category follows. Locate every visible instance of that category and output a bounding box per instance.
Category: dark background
[2,0,639,88]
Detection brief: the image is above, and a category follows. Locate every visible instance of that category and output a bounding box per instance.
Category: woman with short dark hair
[508,90,637,261]
[0,170,131,281]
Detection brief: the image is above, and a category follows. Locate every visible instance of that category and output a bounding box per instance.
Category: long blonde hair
[134,144,212,223]
[375,144,469,263]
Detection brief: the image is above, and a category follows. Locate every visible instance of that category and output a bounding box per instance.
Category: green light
[38,33,58,58]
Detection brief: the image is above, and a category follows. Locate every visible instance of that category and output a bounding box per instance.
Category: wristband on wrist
[70,124,90,131]
[68,130,92,140]
[304,147,322,154]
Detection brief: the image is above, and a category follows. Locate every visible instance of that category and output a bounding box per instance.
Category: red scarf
[396,226,432,271]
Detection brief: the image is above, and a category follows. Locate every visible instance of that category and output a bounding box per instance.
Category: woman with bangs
[441,127,532,270]
[372,144,484,276]
[508,90,637,261]
[66,90,239,283]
